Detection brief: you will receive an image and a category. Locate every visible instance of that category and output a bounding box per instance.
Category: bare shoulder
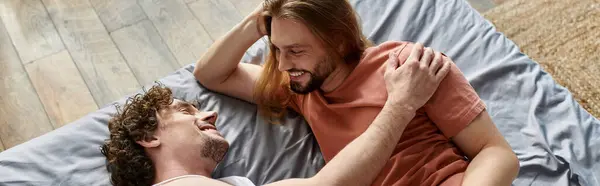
[162,176,232,186]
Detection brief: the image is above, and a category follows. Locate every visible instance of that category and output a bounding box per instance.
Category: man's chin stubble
[290,83,311,94]
[290,75,325,94]
[202,137,229,163]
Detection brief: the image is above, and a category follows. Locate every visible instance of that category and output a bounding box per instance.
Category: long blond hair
[254,0,372,122]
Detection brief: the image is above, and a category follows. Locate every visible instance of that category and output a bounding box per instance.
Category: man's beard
[200,135,229,163]
[289,57,335,94]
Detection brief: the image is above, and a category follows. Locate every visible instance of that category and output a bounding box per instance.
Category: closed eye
[179,108,192,114]
[290,50,303,55]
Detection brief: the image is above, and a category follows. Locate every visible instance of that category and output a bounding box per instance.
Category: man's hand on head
[248,2,268,37]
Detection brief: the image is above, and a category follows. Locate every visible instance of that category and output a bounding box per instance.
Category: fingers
[420,47,434,66]
[387,51,398,70]
[386,50,400,72]
[435,58,451,80]
[430,51,443,74]
[407,43,424,63]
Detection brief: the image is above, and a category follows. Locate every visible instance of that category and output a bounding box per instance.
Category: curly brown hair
[100,84,173,186]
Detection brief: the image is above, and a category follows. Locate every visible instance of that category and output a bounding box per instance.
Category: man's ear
[136,135,160,148]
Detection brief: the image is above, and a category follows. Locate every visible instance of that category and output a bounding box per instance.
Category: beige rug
[483,0,600,118]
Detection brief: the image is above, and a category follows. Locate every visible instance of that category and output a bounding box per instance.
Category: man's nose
[198,111,218,125]
[277,54,292,72]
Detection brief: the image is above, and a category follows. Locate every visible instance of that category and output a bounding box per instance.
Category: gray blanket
[1,0,598,185]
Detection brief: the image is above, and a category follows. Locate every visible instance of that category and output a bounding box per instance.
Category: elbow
[497,145,520,180]
[509,151,520,179]
[193,61,236,89]
[495,147,520,183]
[193,67,209,86]
[193,63,219,89]
[193,61,207,83]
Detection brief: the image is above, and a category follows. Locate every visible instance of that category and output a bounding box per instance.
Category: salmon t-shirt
[288,41,486,186]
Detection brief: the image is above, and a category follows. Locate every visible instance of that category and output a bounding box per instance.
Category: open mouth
[198,124,217,131]
[289,71,309,81]
[197,123,222,137]
[289,71,305,77]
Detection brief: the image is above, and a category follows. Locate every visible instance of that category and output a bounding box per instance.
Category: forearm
[462,146,520,186]
[312,102,415,186]
[193,16,262,86]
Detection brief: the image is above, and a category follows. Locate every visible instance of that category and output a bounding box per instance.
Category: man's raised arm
[193,5,266,103]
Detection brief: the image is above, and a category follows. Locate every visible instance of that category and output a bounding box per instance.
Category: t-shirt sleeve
[424,56,486,138]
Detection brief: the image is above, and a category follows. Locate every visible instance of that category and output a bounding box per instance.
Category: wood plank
[0,0,65,64]
[89,0,147,32]
[467,0,497,13]
[110,20,179,86]
[188,0,242,40]
[493,0,507,4]
[227,0,262,18]
[24,50,98,128]
[0,19,54,149]
[138,0,213,67]
[42,0,141,106]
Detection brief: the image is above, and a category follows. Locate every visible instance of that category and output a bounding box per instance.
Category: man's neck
[153,156,215,184]
[320,60,357,93]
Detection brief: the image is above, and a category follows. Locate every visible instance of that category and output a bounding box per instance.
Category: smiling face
[270,17,337,94]
[154,99,229,164]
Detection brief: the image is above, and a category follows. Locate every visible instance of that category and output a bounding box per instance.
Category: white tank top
[152,175,255,186]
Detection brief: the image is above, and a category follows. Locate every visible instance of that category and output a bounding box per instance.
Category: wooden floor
[0,0,499,152]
